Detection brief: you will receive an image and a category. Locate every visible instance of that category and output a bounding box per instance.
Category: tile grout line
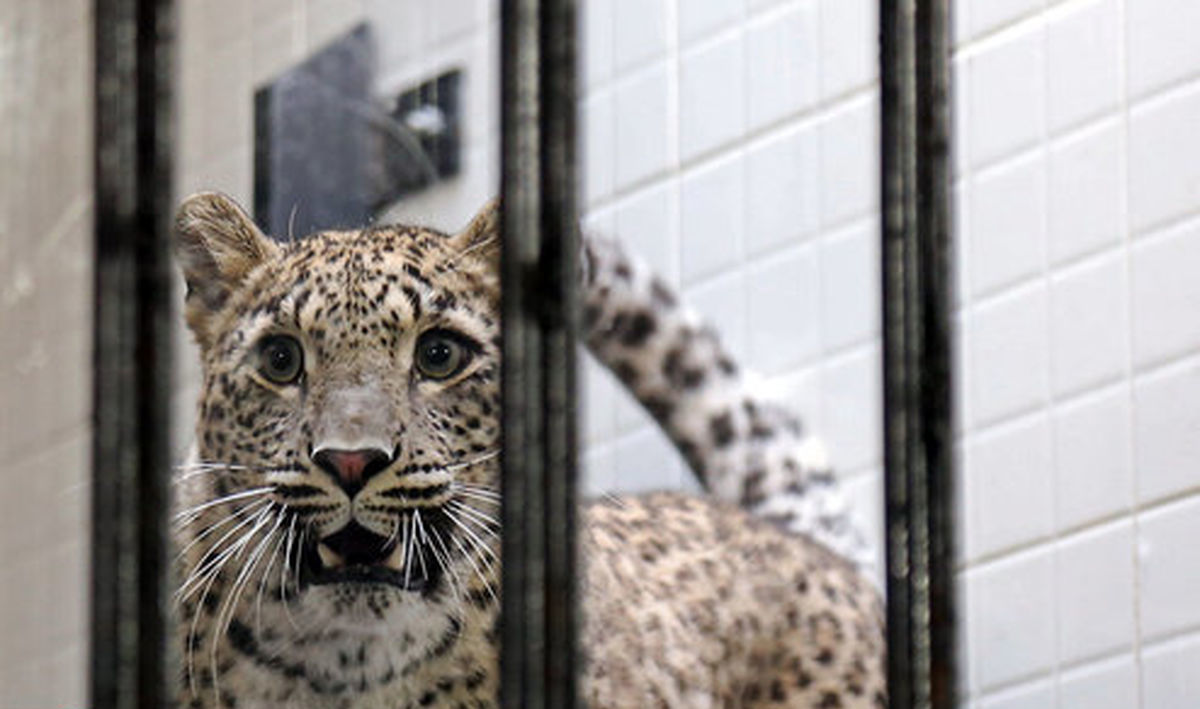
[962,485,1200,573]
[584,84,879,214]
[1116,0,1146,702]
[1032,4,1066,701]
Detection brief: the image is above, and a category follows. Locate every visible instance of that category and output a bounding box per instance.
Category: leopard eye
[414,330,471,380]
[258,335,304,384]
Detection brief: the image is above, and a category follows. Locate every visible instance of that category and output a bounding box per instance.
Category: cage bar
[880,1,957,707]
[498,0,580,707]
[91,0,176,706]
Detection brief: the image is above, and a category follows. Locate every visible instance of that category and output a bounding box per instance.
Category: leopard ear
[174,192,278,347]
[449,197,501,273]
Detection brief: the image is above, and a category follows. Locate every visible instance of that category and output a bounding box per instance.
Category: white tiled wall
[577,0,884,575]
[12,0,1192,705]
[956,1,1200,706]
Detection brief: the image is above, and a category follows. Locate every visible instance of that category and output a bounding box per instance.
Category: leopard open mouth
[299,520,443,593]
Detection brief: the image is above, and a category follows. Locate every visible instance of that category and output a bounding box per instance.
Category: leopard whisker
[451,480,501,497]
[293,527,306,600]
[180,508,270,607]
[172,461,257,485]
[443,506,501,604]
[447,500,500,536]
[173,468,257,486]
[279,515,301,631]
[443,506,500,567]
[174,460,252,472]
[184,504,272,697]
[451,482,504,503]
[402,512,416,590]
[446,513,500,564]
[173,486,274,526]
[444,515,497,603]
[187,559,225,698]
[434,525,475,607]
[176,504,274,603]
[210,508,284,698]
[413,509,430,581]
[452,488,502,506]
[444,450,501,472]
[427,523,463,606]
[450,495,501,517]
[255,517,290,635]
[174,497,272,564]
[386,511,403,547]
[442,230,498,271]
[444,508,499,563]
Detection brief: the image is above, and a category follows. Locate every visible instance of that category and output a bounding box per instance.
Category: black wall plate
[380,69,462,206]
[254,24,462,239]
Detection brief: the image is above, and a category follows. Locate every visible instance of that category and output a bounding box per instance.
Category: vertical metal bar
[499,0,579,707]
[91,0,176,707]
[880,1,957,708]
[915,4,957,705]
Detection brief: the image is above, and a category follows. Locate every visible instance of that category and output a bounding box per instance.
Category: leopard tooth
[317,542,344,569]
[383,541,407,571]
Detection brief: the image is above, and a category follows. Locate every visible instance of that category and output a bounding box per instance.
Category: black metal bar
[880,1,957,708]
[499,0,579,707]
[91,0,176,707]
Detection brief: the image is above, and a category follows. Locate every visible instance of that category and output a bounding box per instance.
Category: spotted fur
[580,236,873,574]
[172,193,884,708]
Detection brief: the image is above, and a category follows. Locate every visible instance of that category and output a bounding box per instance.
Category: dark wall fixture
[91,0,175,707]
[388,69,463,197]
[498,0,579,707]
[254,24,375,237]
[254,24,462,238]
[879,1,958,708]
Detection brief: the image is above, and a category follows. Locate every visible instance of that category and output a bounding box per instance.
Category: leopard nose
[312,447,393,496]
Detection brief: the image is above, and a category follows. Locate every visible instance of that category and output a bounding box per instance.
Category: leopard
[172,191,886,708]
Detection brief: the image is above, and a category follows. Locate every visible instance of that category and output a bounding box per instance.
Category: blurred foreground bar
[880,1,957,707]
[498,0,580,707]
[91,0,175,706]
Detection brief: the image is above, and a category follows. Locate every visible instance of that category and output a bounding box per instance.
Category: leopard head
[173,192,501,689]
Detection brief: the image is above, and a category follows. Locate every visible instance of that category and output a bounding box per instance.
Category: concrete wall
[0,1,92,705]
